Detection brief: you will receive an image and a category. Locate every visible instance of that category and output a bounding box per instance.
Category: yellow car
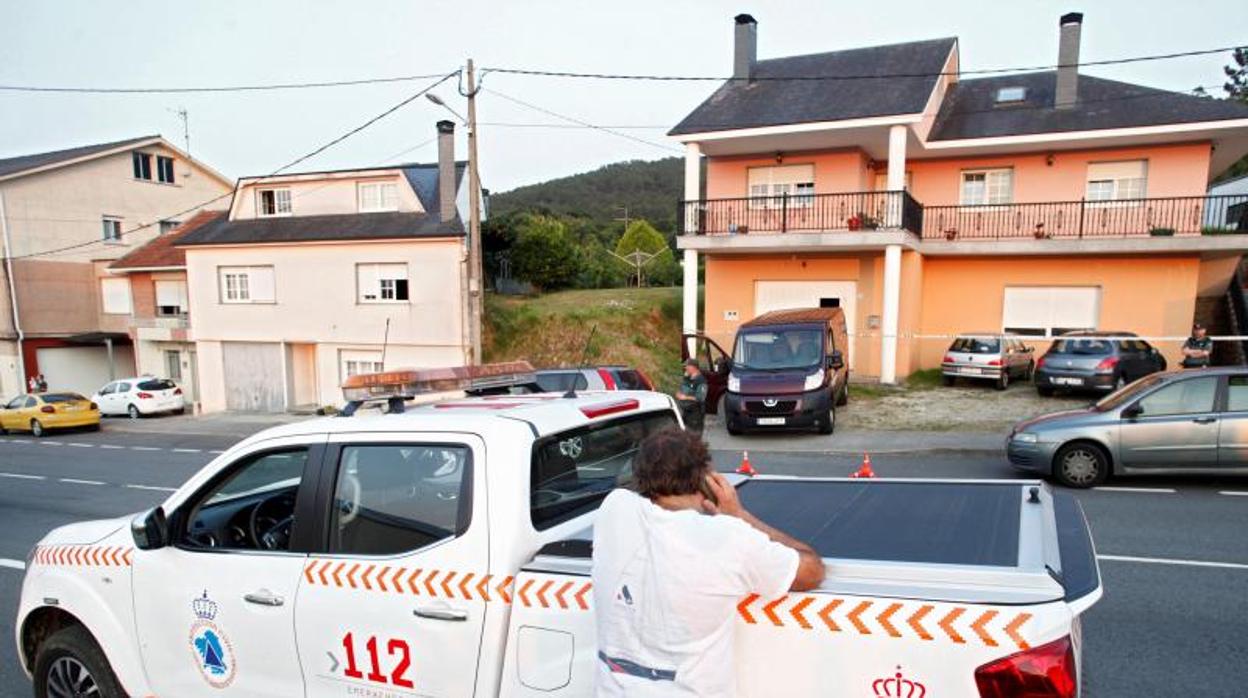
[0,392,101,437]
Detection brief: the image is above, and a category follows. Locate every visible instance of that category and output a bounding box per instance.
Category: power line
[483,88,683,154]
[0,72,455,95]
[482,45,1246,83]
[10,71,459,261]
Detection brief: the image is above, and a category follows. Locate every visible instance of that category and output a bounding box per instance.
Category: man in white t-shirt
[592,428,825,697]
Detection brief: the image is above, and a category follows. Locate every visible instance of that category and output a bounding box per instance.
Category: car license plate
[1054,377,1083,386]
[757,417,786,426]
[64,404,81,411]
[958,367,980,375]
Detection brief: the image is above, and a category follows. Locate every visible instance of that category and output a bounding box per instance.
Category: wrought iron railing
[677,191,919,236]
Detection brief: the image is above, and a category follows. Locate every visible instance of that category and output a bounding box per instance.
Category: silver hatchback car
[1007,367,1248,487]
[941,334,1035,390]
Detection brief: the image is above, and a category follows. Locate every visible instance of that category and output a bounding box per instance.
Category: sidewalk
[701,416,1005,454]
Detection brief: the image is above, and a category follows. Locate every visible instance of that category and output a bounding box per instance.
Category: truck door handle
[413,606,469,622]
[1192,417,1217,424]
[243,589,285,607]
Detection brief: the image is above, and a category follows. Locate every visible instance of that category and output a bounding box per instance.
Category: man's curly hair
[634,428,711,499]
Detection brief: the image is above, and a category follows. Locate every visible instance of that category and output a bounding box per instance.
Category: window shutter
[155,280,187,309]
[101,278,133,314]
[1087,160,1147,181]
[249,267,276,302]
[358,264,379,301]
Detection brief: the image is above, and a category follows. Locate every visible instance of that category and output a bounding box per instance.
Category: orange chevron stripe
[304,561,317,584]
[391,567,406,594]
[878,602,904,638]
[762,596,788,627]
[847,601,873,635]
[122,549,132,565]
[112,547,123,566]
[518,579,535,607]
[408,568,422,594]
[362,565,376,591]
[554,581,574,609]
[441,571,457,598]
[424,570,440,596]
[971,610,999,647]
[497,576,514,604]
[737,593,760,624]
[575,583,592,610]
[939,607,966,644]
[89,548,99,566]
[459,572,475,600]
[333,563,346,588]
[476,574,492,602]
[376,566,390,593]
[536,580,554,608]
[1005,613,1032,651]
[346,563,361,589]
[908,605,935,641]
[789,597,815,630]
[818,599,843,632]
[318,560,330,586]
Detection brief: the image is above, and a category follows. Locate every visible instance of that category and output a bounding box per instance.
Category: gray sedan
[1007,367,1248,487]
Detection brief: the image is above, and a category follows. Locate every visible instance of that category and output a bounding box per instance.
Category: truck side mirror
[131,507,169,550]
[827,351,845,370]
[1121,404,1143,420]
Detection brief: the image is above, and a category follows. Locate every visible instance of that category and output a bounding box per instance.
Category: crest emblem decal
[188,591,237,689]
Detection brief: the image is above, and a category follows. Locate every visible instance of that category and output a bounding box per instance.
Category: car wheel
[941,374,955,387]
[1037,385,1054,397]
[835,384,848,407]
[995,371,1010,391]
[30,419,45,438]
[817,407,835,435]
[726,418,743,436]
[127,404,140,420]
[174,407,186,416]
[88,423,101,432]
[1026,361,1035,381]
[1053,442,1109,488]
[33,625,126,698]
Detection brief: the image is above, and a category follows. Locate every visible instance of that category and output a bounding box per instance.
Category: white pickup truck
[16,366,1102,697]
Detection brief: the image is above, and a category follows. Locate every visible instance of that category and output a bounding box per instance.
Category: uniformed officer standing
[1181,324,1214,368]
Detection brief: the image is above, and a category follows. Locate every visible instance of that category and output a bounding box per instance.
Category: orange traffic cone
[736,450,757,476]
[851,452,875,479]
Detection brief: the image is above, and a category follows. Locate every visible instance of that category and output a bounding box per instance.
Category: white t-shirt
[591,489,800,698]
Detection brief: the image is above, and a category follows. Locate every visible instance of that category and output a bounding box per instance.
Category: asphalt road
[1,422,1246,696]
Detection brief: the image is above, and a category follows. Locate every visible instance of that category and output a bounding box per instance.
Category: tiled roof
[928,72,1248,141]
[176,210,464,246]
[0,135,159,179]
[110,210,226,269]
[668,38,957,136]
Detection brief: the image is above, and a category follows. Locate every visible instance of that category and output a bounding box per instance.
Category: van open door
[682,333,732,414]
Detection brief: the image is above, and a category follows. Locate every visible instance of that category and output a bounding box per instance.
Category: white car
[92,377,185,419]
[16,364,1101,697]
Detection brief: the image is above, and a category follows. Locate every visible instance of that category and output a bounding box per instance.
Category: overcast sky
[1,0,1243,193]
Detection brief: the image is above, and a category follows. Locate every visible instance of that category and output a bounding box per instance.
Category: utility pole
[170,107,190,158]
[614,205,631,232]
[466,59,483,364]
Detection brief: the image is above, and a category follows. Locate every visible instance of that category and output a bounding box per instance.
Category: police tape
[808,332,1245,342]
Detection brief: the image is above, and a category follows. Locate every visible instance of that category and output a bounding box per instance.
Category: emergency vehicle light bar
[341,361,537,403]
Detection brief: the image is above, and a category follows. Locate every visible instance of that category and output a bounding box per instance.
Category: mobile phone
[698,476,719,506]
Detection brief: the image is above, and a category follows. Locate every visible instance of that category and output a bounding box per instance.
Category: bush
[510,216,580,291]
[616,220,680,286]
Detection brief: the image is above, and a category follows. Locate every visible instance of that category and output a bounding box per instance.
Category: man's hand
[701,471,744,518]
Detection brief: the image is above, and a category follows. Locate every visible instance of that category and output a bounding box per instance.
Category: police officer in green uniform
[676,359,708,433]
[1181,324,1214,368]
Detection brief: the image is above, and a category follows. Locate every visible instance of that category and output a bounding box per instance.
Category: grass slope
[484,287,684,394]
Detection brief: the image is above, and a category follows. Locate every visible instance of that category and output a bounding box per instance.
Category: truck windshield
[531,411,677,529]
[733,328,823,370]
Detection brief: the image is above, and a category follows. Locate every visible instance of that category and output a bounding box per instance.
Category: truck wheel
[817,407,835,434]
[726,415,743,436]
[30,419,45,437]
[1053,442,1108,489]
[33,625,126,698]
[835,384,848,407]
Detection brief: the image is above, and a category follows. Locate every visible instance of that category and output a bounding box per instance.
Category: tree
[509,215,580,291]
[614,220,680,287]
[1206,48,1248,183]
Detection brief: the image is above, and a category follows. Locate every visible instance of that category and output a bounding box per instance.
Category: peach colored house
[0,136,232,397]
[177,121,475,412]
[675,13,1248,383]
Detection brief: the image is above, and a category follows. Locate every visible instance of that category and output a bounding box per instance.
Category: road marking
[125,484,177,492]
[129,446,161,451]
[0,473,45,480]
[172,448,201,453]
[1093,486,1177,494]
[40,441,63,446]
[1098,554,1248,571]
[209,450,225,454]
[0,559,25,571]
[1220,491,1248,497]
[99,444,124,450]
[67,443,93,448]
[58,478,105,486]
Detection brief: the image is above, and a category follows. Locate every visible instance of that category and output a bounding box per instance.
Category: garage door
[221,342,285,412]
[754,281,857,368]
[36,346,136,397]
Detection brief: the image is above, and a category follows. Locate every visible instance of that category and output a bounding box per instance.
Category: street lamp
[426,93,467,125]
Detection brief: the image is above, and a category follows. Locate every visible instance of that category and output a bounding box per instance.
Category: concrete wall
[229,171,423,220]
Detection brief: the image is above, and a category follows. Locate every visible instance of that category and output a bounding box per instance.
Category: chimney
[1055,12,1083,110]
[733,14,757,82]
[436,120,457,223]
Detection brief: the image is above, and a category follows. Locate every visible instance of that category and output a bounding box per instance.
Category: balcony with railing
[677,192,1248,246]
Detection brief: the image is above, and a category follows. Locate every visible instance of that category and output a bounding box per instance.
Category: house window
[159,219,181,235]
[341,350,385,380]
[357,263,410,303]
[1086,160,1147,202]
[155,280,188,316]
[995,87,1027,103]
[1002,286,1100,337]
[100,278,133,315]
[164,350,182,381]
[747,165,815,209]
[102,217,123,242]
[961,169,1014,206]
[358,182,399,212]
[132,152,152,180]
[257,188,292,217]
[156,155,175,184]
[218,266,276,304]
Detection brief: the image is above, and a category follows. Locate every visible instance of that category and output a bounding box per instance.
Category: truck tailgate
[500,478,1100,697]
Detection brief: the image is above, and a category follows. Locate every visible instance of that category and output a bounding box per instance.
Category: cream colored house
[0,135,232,397]
[178,121,475,412]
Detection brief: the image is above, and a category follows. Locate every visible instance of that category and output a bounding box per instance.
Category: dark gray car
[1008,367,1248,487]
[1034,331,1167,396]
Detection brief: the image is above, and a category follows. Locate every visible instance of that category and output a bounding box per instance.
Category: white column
[880,244,902,384]
[682,142,702,335]
[886,124,907,228]
[683,249,699,334]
